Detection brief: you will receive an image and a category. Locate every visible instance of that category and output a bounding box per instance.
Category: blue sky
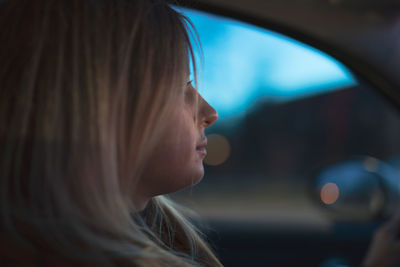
[179,8,357,119]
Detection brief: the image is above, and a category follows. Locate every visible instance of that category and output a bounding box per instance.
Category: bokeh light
[204,134,231,166]
[364,156,379,173]
[321,183,340,205]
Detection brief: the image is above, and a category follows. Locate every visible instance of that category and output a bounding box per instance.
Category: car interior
[169,0,400,266]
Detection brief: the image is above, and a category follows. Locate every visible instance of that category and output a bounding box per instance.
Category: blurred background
[171,7,400,230]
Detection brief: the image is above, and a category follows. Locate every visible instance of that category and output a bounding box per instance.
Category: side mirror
[311,157,400,221]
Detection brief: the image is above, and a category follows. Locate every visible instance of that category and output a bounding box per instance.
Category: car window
[171,8,400,229]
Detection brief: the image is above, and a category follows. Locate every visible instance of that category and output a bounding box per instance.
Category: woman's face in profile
[136,82,218,207]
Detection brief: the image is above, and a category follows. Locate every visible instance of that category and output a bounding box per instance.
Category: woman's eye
[184,83,196,105]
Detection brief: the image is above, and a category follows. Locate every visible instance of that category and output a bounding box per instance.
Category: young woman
[0,0,400,266]
[0,0,220,266]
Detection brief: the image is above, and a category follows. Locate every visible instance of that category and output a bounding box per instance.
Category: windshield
[171,7,400,228]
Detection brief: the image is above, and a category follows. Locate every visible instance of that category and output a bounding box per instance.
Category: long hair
[0,0,221,266]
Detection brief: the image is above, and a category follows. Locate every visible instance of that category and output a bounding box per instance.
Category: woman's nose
[198,94,218,128]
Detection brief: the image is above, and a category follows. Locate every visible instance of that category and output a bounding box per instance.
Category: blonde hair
[0,0,221,266]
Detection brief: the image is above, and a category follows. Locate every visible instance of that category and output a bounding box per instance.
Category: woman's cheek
[139,116,199,196]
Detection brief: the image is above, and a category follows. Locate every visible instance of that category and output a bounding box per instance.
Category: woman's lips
[196,147,207,159]
[196,146,206,153]
[196,139,207,157]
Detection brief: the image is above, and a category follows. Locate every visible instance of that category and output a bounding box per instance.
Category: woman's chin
[172,166,205,193]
